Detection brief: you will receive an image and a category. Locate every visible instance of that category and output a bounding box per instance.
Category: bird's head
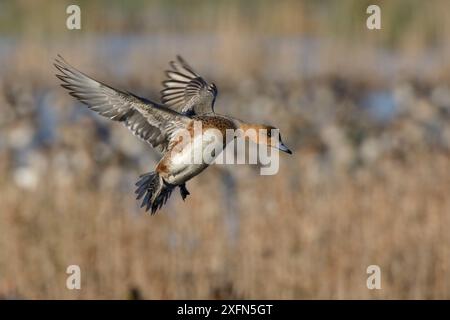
[238,123,292,154]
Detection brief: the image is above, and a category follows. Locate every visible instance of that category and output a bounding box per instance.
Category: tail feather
[135,172,174,214]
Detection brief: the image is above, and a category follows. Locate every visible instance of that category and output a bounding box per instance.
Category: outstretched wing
[161,55,217,115]
[54,55,191,153]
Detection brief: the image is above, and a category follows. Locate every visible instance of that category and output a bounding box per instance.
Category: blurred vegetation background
[1,0,450,299]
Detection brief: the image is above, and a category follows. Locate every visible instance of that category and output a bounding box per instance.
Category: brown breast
[192,115,236,137]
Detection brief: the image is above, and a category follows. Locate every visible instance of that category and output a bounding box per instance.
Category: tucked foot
[179,183,190,201]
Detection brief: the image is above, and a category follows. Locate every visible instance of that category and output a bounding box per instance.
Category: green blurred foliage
[0,0,449,50]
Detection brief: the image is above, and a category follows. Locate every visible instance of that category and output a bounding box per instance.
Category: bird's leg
[179,183,190,201]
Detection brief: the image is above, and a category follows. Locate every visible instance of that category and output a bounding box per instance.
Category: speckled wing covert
[161,55,217,115]
[54,55,190,153]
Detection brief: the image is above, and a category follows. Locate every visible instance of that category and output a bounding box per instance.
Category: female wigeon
[55,55,291,214]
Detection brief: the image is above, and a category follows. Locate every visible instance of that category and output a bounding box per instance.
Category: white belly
[163,131,225,185]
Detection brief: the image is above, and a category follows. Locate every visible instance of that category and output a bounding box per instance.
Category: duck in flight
[54,55,292,214]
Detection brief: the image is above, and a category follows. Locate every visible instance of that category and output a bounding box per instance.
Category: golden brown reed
[0,150,449,299]
[1,0,450,300]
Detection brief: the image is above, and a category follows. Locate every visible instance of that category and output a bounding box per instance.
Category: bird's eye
[267,130,272,137]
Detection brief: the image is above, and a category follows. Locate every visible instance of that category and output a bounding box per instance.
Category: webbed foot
[179,183,190,201]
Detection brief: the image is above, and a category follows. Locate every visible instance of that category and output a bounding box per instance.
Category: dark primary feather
[161,55,218,115]
[54,55,190,153]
